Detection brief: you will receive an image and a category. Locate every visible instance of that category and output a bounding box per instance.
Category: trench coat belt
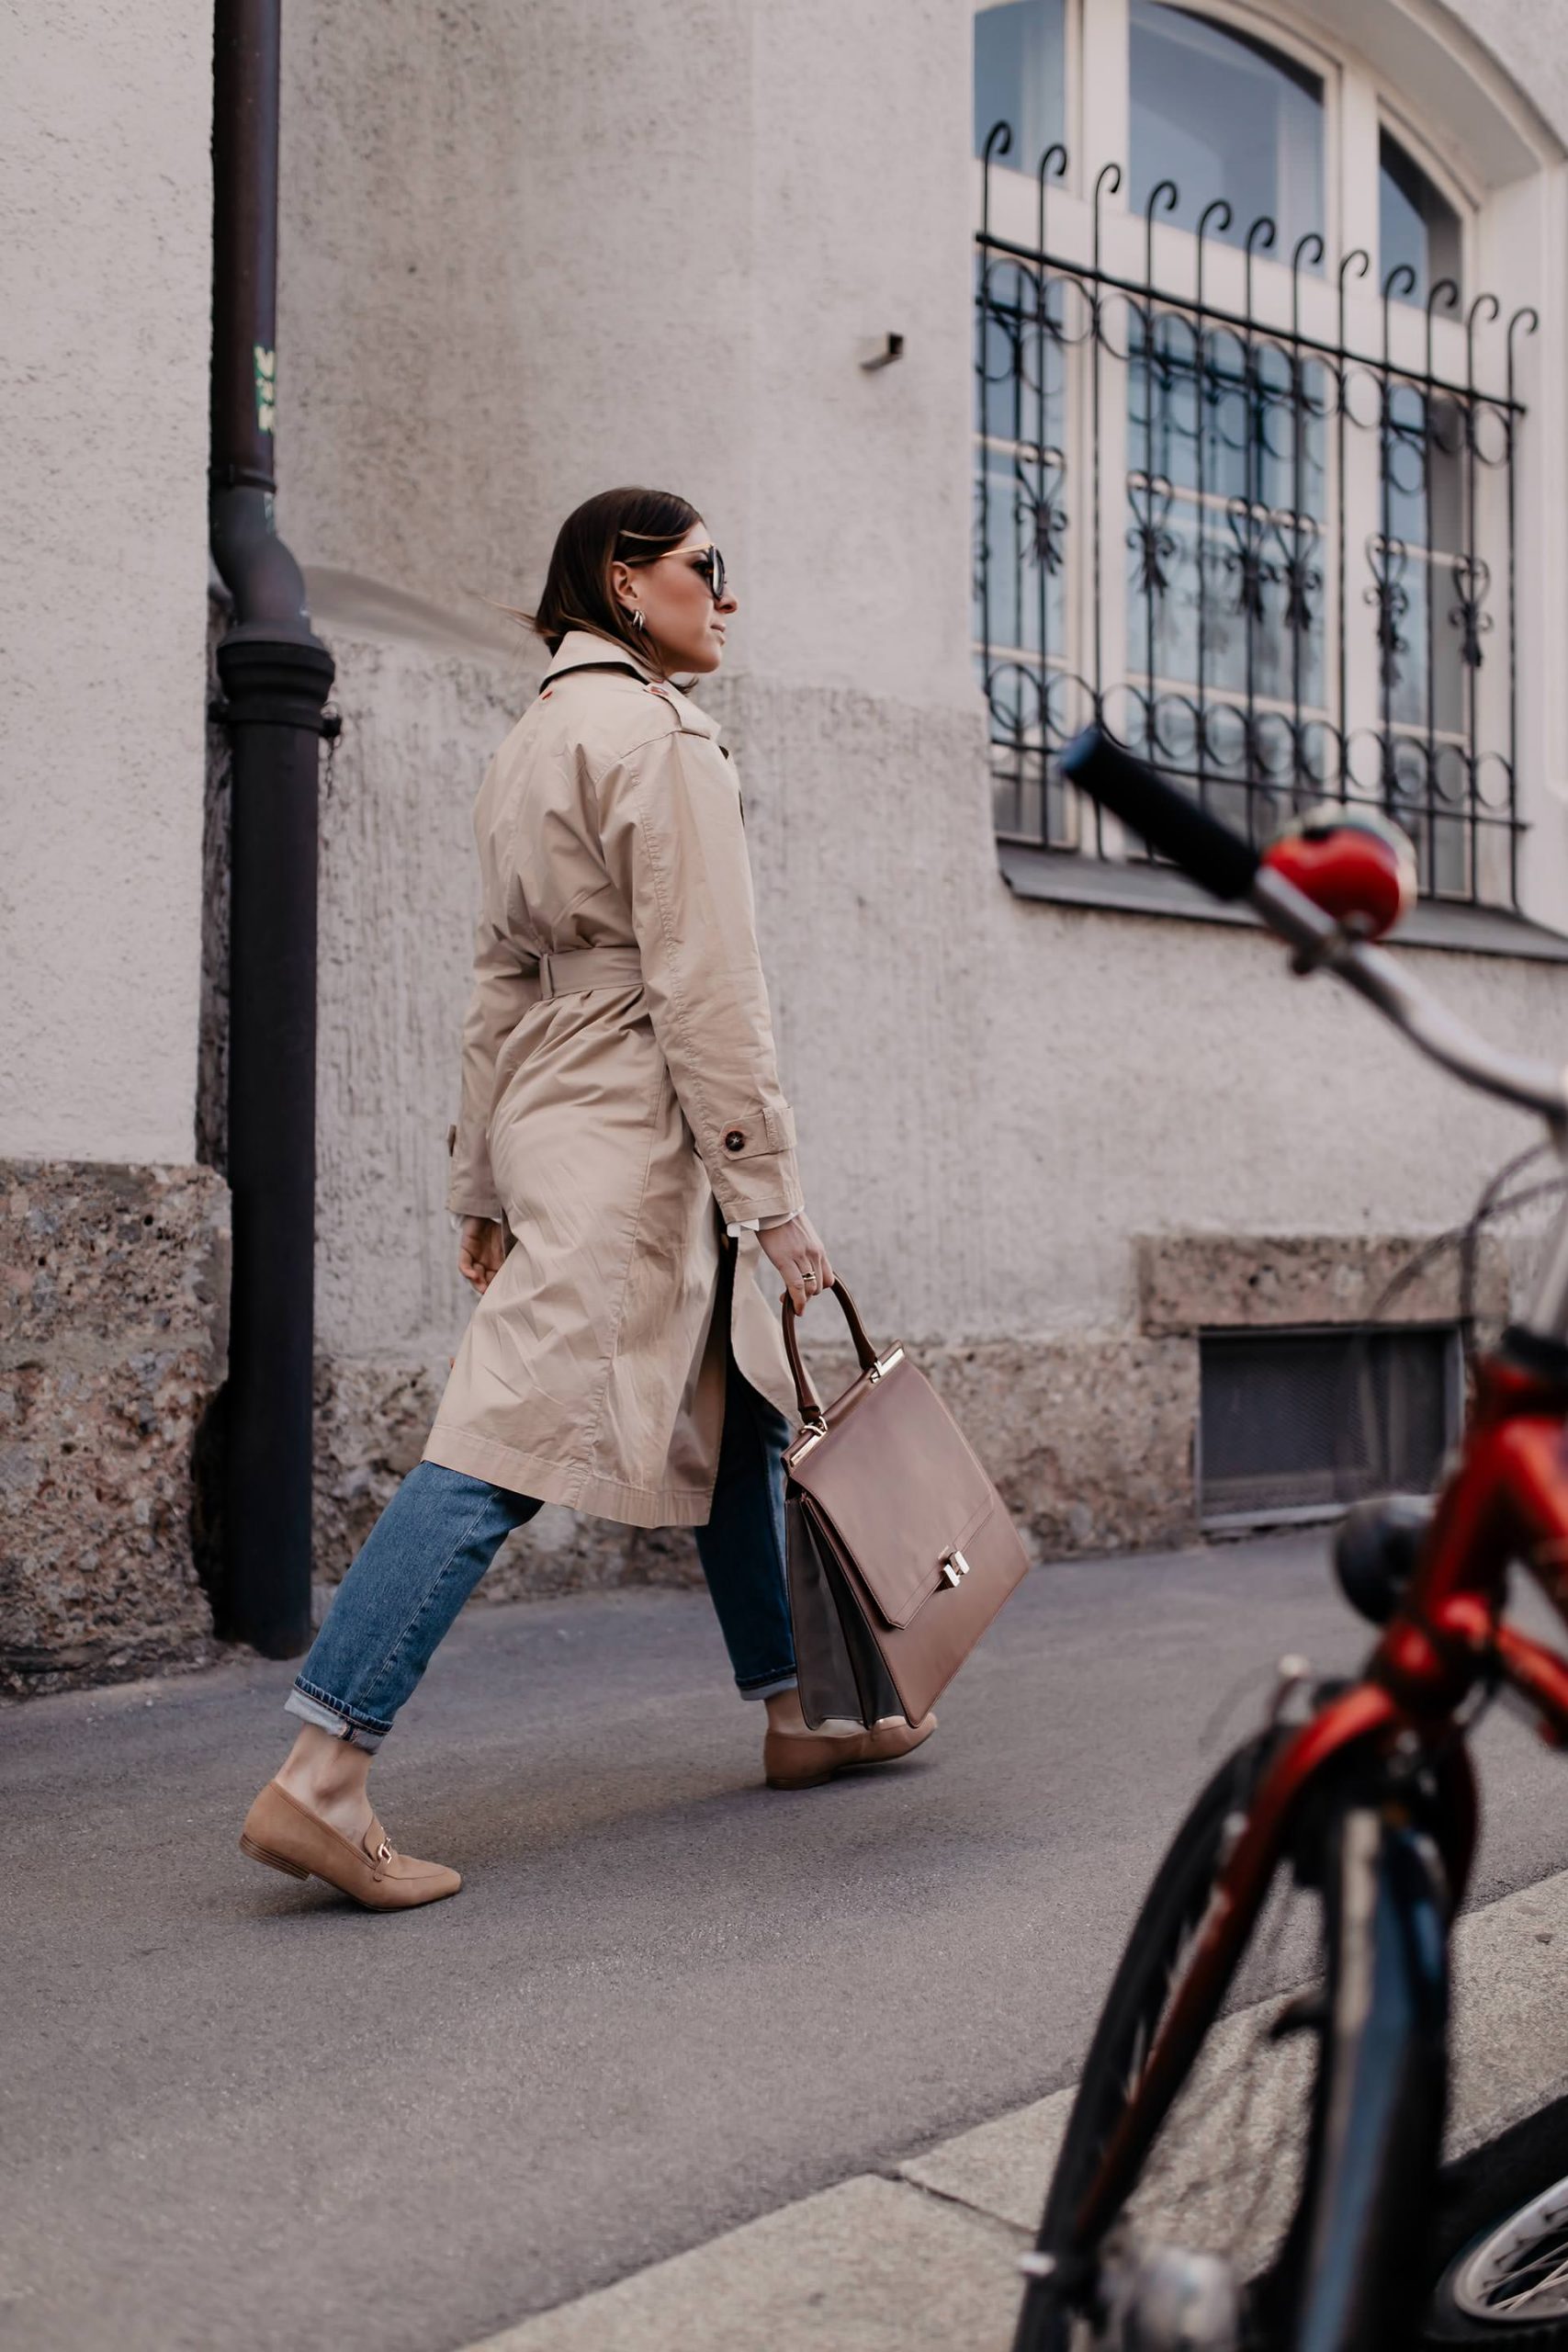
[535,945,645,1002]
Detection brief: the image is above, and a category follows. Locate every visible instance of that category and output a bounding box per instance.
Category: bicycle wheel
[1425,2098,1568,2345]
[1014,1726,1450,2352]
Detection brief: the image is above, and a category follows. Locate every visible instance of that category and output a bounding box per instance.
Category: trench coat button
[724,1128,746,1152]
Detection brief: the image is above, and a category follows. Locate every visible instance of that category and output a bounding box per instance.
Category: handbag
[781,1281,1031,1729]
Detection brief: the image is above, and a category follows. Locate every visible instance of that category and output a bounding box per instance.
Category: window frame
[1123,0,1342,262]
[974,0,1565,934]
[1375,106,1476,307]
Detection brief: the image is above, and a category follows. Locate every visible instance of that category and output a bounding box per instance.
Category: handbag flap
[786,1356,998,1630]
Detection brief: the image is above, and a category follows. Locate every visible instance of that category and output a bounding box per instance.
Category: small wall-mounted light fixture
[860,332,905,371]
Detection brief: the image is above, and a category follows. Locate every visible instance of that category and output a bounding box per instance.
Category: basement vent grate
[1198,1325,1461,1531]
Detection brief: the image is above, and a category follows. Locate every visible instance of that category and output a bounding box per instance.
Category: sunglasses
[648,544,728,603]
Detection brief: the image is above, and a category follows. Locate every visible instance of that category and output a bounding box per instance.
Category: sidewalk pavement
[471,1861,1568,2351]
[9,1533,1568,2352]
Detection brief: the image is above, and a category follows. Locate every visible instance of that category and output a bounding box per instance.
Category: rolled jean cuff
[738,1670,797,1702]
[284,1679,390,1753]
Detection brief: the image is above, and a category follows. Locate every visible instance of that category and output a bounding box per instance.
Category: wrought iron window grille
[976,128,1538,910]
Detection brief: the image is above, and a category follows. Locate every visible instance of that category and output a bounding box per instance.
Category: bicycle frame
[1070,1312,1568,2252]
[1035,728,1568,2326]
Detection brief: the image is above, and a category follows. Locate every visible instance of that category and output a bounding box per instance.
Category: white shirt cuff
[727,1204,804,1238]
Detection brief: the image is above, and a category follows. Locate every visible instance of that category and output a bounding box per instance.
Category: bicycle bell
[1262,804,1418,941]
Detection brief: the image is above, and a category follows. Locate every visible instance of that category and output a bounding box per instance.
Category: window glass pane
[977,447,1068,658]
[1129,3,1324,257]
[1129,322,1327,519]
[1379,130,1462,307]
[1122,501,1325,710]
[974,0,1066,168]
[1382,387,1462,554]
[1125,319,1328,721]
[976,260,1069,661]
[1375,379,1466,780]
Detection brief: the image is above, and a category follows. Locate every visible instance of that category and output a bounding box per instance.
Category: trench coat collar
[541,628,720,738]
[545,627,661,684]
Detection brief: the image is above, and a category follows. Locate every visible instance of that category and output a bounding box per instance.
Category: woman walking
[240,488,934,1910]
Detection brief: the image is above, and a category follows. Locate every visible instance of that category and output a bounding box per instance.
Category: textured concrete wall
[13,1,1563,1681]
[265,0,1568,1588]
[312,628,526,1359]
[0,1,211,1162]
[276,0,972,708]
[1,6,222,1684]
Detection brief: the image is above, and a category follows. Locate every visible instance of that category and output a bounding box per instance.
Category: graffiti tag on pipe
[254,345,276,435]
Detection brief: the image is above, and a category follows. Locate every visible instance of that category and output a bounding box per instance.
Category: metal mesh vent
[1198,1325,1459,1527]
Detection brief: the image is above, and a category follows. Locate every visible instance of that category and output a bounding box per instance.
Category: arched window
[1379,131,1462,306]
[1128,4,1323,255]
[975,0,1065,174]
[974,0,1551,916]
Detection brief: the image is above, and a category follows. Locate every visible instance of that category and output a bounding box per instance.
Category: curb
[462,1865,1568,2351]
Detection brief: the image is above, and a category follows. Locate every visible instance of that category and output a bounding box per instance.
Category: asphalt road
[8,1532,1568,2352]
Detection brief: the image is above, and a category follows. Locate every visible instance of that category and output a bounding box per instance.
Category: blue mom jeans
[286,1346,797,1751]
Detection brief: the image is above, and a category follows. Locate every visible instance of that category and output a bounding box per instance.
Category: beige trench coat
[423,628,803,1528]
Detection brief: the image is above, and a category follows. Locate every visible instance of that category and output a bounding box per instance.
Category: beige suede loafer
[762,1712,937,1792]
[239,1780,462,1910]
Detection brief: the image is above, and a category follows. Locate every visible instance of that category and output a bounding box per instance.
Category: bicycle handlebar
[1059,729,1261,902]
[1059,726,1568,1132]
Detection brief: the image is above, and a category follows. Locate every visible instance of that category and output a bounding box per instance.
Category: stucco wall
[7,0,1563,1676]
[312,626,525,1361]
[720,674,1568,1345]
[0,0,211,1163]
[259,0,1568,1591]
[278,0,1568,1337]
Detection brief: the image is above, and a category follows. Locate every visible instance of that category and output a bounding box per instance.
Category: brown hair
[524,486,702,665]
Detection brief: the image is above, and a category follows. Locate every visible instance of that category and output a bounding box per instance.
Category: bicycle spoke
[1491,2238,1568,2309]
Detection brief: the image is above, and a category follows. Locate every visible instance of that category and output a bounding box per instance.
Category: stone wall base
[2,1161,231,1695]
[314,1228,1512,1611]
[6,1205,1505,1691]
[311,1329,1202,1611]
[311,1356,737,1610]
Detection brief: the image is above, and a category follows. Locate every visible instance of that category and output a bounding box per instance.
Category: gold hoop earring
[626,606,647,633]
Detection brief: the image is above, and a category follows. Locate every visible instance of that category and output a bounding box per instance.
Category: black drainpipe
[209,0,336,1657]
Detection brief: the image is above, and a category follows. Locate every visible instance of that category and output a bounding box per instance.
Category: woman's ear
[608,558,637,610]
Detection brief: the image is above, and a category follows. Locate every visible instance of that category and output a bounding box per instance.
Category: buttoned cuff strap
[705,1101,800,1224]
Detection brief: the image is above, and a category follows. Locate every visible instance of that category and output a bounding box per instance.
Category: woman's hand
[457,1216,506,1295]
[759,1212,834,1317]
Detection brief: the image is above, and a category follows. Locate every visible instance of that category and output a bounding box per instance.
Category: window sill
[998,843,1568,964]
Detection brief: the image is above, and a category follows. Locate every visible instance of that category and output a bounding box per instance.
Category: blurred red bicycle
[1014,729,1568,2352]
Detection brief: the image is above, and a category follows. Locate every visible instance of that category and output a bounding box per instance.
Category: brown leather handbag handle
[781,1279,881,1423]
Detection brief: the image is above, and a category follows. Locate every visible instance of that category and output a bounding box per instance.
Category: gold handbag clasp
[785,1415,828,1471]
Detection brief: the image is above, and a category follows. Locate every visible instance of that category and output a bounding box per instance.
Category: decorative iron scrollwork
[1025,485,1068,574]
[1449,553,1493,670]
[1126,475,1176,598]
[976,127,1528,907]
[1225,499,1276,623]
[1366,537,1411,694]
[1270,513,1322,637]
